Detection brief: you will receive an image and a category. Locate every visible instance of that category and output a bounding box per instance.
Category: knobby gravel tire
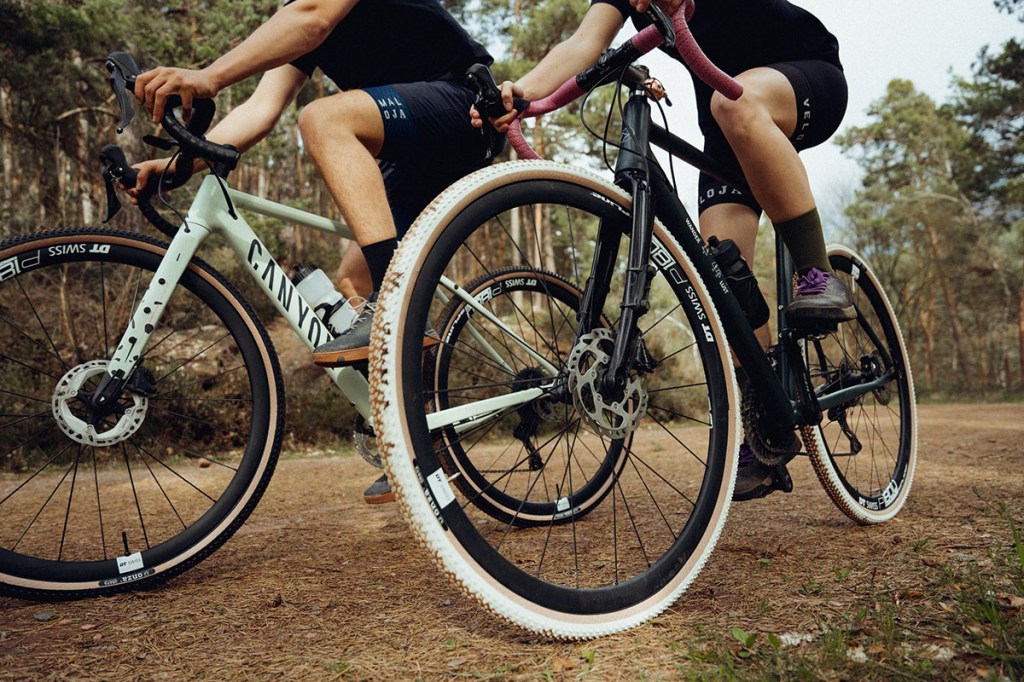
[801,245,917,524]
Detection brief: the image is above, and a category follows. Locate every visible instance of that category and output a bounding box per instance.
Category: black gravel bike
[370,5,917,638]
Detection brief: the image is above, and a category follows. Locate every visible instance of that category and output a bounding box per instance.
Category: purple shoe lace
[796,268,830,296]
[738,439,755,466]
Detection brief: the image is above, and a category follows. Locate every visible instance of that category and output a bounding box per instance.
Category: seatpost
[603,89,656,394]
[775,233,798,399]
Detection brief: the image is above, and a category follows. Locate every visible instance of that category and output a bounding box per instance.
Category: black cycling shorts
[697,59,848,216]
[363,78,497,236]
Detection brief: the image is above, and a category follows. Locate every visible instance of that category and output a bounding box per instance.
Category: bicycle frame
[606,87,891,430]
[90,174,373,421]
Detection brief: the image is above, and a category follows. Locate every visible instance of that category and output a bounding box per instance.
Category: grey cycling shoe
[364,473,395,505]
[312,294,440,367]
[312,296,378,367]
[785,268,856,322]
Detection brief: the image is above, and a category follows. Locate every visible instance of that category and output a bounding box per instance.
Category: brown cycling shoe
[785,268,856,322]
[364,473,395,504]
[312,296,439,367]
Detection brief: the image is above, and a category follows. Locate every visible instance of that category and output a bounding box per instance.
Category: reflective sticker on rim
[117,552,144,574]
[426,469,456,510]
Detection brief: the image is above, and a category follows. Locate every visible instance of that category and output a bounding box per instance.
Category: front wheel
[372,161,739,638]
[801,245,917,524]
[0,228,284,599]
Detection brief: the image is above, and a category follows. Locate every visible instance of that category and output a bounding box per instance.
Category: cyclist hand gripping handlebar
[472,0,855,501]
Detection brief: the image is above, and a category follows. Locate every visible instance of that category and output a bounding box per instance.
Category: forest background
[0,0,1021,446]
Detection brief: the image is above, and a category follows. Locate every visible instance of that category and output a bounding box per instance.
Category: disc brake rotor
[52,360,149,446]
[567,329,648,439]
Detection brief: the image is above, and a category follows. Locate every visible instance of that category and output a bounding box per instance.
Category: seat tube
[775,233,799,399]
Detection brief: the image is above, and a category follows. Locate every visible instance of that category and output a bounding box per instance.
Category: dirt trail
[1,403,1022,680]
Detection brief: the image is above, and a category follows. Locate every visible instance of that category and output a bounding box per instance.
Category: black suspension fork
[594,90,657,395]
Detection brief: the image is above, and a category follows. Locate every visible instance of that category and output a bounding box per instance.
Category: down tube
[217,214,372,420]
[648,165,797,429]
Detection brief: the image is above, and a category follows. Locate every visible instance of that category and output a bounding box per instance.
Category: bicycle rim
[0,228,283,599]
[802,245,917,524]
[372,162,738,638]
[431,265,623,527]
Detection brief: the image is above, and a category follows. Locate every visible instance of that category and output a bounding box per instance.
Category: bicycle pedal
[791,319,838,337]
[772,462,794,494]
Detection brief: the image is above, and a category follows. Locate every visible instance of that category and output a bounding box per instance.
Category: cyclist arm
[130,65,308,195]
[472,4,624,131]
[136,0,355,122]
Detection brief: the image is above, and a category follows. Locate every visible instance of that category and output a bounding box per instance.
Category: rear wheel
[432,265,622,527]
[801,245,917,524]
[0,228,283,599]
[372,161,739,638]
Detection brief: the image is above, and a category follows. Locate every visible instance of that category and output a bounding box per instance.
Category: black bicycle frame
[602,88,821,429]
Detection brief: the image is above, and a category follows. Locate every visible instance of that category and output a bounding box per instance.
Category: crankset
[741,381,803,466]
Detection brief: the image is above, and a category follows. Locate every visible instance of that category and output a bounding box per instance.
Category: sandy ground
[1,402,1022,681]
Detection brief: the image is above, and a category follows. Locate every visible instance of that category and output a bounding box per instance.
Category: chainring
[353,415,382,468]
[741,381,803,466]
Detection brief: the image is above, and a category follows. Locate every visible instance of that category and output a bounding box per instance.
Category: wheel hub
[52,360,149,446]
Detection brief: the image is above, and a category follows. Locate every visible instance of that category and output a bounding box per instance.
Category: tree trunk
[923,220,971,383]
[919,299,935,390]
[0,87,12,236]
[1019,281,1024,390]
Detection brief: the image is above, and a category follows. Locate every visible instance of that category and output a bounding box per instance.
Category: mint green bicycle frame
[104,174,372,420]
[101,173,552,434]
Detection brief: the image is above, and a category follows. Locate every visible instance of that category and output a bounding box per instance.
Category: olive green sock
[774,208,832,275]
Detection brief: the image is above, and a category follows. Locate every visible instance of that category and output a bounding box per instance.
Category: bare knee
[298,99,324,153]
[710,90,763,142]
[298,91,382,158]
[298,98,338,150]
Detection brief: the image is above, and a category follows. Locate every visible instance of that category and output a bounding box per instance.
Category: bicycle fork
[88,210,215,420]
[576,90,659,396]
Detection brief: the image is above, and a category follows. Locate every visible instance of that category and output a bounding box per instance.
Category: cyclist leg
[337,245,372,301]
[307,80,491,368]
[710,61,854,321]
[301,79,495,501]
[697,136,795,501]
[698,196,787,500]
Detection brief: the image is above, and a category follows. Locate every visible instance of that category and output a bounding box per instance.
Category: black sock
[361,237,398,293]
[774,208,831,275]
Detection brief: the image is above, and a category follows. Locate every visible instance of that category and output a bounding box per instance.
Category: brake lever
[647,4,676,48]
[465,64,530,119]
[99,144,139,222]
[105,52,143,133]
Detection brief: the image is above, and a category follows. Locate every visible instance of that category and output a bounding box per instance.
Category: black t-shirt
[288,0,493,89]
[592,0,841,127]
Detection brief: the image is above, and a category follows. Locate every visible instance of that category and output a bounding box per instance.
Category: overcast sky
[637,0,1022,231]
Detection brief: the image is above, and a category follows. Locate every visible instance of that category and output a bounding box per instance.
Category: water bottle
[707,236,770,329]
[292,264,357,336]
